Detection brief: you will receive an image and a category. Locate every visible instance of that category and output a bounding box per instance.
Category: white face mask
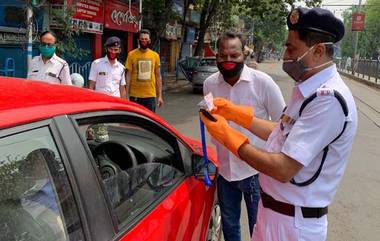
[282,42,334,82]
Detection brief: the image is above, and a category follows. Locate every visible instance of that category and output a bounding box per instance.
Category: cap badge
[289,9,299,25]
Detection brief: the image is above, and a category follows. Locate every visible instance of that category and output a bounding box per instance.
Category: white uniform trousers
[252,200,328,241]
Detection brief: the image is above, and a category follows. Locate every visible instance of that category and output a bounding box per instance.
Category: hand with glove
[200,112,249,158]
[211,98,254,129]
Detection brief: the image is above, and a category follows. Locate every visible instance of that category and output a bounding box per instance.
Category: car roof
[0,77,173,132]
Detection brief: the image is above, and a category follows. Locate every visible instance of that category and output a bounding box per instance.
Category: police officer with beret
[89,36,126,98]
[200,7,358,241]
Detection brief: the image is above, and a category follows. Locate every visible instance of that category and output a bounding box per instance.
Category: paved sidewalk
[338,69,380,90]
[163,72,191,92]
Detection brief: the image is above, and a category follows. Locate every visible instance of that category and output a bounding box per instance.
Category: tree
[362,0,380,58]
[141,0,175,47]
[341,0,380,59]
[193,0,321,57]
[50,3,89,60]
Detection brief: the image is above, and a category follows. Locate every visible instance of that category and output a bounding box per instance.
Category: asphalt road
[158,61,380,241]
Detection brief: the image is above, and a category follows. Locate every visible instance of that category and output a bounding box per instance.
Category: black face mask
[282,59,308,82]
[139,40,149,50]
[217,61,244,80]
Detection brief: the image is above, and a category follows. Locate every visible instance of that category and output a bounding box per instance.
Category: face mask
[107,51,119,60]
[139,40,149,49]
[282,42,333,82]
[39,45,56,59]
[217,61,244,79]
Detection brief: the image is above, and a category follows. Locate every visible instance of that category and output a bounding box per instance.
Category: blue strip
[200,117,212,186]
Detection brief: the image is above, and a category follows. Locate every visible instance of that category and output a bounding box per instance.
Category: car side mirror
[192,154,217,184]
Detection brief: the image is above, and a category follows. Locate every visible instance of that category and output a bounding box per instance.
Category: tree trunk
[194,0,217,57]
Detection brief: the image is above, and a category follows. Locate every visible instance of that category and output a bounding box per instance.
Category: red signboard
[104,0,140,33]
[352,12,365,31]
[67,0,104,23]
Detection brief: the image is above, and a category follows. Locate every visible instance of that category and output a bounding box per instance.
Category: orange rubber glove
[200,112,249,158]
[211,98,254,129]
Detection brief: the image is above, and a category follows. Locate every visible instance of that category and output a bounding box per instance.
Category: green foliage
[51,4,89,60]
[341,0,380,58]
[142,0,174,45]
[197,0,321,56]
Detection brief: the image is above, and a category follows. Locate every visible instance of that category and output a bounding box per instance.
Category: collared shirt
[89,56,126,97]
[203,65,285,181]
[261,64,358,207]
[27,54,72,85]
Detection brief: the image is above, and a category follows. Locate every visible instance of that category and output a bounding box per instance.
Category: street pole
[352,0,362,75]
[139,0,142,30]
[27,3,33,73]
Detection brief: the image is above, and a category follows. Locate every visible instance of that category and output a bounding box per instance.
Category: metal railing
[335,58,379,84]
[69,62,91,81]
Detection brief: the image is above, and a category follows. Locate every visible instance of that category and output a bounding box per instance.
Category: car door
[0,120,88,241]
[71,111,217,241]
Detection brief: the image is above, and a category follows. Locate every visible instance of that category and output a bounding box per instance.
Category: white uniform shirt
[204,65,285,181]
[89,56,126,97]
[261,64,358,207]
[27,54,72,85]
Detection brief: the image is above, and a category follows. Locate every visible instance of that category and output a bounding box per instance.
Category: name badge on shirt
[47,72,57,77]
[99,72,107,76]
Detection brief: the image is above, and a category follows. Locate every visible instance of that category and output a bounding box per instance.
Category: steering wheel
[93,141,138,179]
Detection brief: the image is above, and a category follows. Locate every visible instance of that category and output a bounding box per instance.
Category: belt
[261,192,328,218]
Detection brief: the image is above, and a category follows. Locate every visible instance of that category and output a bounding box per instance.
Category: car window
[77,121,185,227]
[199,58,216,66]
[0,127,85,241]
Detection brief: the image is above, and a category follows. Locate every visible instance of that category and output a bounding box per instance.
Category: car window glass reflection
[78,121,185,227]
[0,127,85,241]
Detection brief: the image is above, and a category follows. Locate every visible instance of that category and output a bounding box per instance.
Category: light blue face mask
[39,44,56,59]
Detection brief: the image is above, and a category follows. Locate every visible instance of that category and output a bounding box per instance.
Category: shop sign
[71,19,103,34]
[0,31,27,44]
[105,1,140,32]
[68,0,104,24]
[185,27,196,44]
[352,12,365,31]
[164,23,182,40]
[50,0,104,34]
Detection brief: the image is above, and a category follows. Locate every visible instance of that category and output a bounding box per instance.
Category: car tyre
[207,201,222,241]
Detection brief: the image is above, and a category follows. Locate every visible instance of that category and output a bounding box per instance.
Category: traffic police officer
[200,7,358,241]
[89,36,126,98]
[27,31,72,85]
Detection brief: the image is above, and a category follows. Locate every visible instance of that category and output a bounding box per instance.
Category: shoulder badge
[317,87,334,97]
[289,9,299,25]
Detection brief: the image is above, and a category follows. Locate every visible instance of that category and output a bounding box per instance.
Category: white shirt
[89,56,126,97]
[261,64,358,207]
[27,54,72,85]
[203,65,285,181]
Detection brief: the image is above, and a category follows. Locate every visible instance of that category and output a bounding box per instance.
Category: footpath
[338,69,380,90]
[162,72,190,92]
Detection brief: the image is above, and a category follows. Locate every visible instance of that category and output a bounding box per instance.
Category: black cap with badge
[287,7,345,43]
[105,36,121,47]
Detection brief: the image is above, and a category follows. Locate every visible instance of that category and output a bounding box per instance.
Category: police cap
[105,36,121,47]
[287,7,345,43]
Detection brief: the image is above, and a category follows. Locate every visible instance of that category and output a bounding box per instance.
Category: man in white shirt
[201,8,358,241]
[27,31,72,85]
[203,31,285,241]
[89,36,126,98]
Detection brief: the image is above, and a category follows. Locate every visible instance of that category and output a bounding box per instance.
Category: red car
[0,77,221,241]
